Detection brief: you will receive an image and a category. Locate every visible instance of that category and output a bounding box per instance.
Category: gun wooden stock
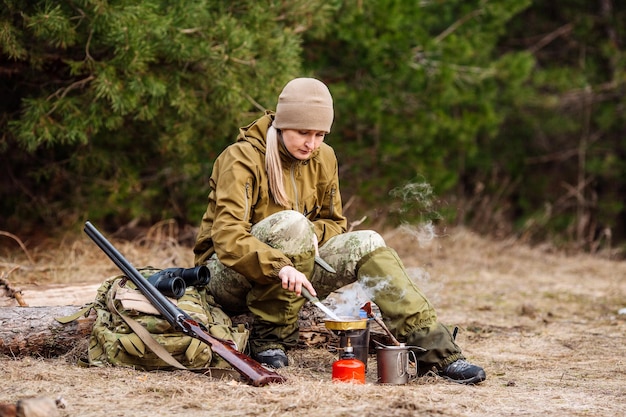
[84,221,286,386]
[180,319,286,386]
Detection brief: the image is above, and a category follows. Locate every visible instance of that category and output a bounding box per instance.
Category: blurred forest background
[1,0,624,255]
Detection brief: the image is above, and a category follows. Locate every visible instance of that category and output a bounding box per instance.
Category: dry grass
[1,225,626,416]
[0,220,195,287]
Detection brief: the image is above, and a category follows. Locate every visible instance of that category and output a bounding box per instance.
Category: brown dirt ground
[1,225,625,416]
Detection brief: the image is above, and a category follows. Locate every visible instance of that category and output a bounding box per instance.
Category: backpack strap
[54,304,93,324]
[107,280,189,369]
[108,281,240,380]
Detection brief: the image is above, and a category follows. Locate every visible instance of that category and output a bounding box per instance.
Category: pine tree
[0,0,338,231]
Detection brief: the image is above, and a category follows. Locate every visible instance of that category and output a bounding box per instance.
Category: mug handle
[407,350,418,379]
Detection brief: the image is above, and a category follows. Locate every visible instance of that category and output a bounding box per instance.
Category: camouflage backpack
[85,267,249,372]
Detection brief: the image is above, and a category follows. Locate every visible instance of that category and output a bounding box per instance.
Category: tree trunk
[0,306,95,357]
[1,304,381,357]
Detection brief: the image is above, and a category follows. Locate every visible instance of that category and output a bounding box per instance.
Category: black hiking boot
[254,348,289,369]
[440,360,486,385]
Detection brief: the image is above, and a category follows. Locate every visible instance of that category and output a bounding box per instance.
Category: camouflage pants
[206,210,462,368]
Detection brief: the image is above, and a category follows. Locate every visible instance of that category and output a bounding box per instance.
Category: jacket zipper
[329,186,336,217]
[290,164,299,211]
[244,182,251,222]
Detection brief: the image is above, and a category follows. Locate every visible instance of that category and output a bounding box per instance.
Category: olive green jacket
[193,112,347,284]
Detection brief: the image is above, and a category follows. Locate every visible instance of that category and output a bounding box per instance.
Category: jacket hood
[236,111,273,155]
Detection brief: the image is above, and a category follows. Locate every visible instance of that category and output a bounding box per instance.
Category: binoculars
[147,266,210,299]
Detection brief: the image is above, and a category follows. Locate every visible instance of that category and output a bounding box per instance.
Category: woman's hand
[278,265,317,297]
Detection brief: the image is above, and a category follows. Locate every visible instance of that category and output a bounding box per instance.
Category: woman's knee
[321,230,386,257]
[352,230,386,253]
[252,210,315,254]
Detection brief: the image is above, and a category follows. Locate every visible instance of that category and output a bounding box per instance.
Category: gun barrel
[83,221,186,328]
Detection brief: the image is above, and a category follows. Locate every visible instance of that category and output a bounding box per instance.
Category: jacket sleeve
[312,145,347,245]
[202,143,291,284]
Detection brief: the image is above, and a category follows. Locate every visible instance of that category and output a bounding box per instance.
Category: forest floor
[1,224,625,416]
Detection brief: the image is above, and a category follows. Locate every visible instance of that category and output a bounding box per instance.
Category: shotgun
[83,221,286,387]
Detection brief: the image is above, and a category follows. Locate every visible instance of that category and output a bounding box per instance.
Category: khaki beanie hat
[273,78,334,133]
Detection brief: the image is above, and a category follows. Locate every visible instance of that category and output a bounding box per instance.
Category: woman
[193,78,486,384]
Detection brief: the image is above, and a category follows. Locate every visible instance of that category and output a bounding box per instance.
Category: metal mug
[376,345,418,385]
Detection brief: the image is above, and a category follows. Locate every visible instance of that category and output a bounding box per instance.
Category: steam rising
[398,221,437,247]
[326,283,370,318]
[327,271,433,318]
[390,180,442,247]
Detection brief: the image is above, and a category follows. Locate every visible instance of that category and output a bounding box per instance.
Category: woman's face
[281,129,326,160]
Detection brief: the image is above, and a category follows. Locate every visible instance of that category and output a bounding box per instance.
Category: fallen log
[2,275,391,357]
[0,306,95,357]
[1,273,391,358]
[1,303,386,357]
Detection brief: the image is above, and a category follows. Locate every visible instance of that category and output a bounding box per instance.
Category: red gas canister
[332,345,365,384]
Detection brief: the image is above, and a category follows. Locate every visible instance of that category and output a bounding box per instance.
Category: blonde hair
[265,125,290,207]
